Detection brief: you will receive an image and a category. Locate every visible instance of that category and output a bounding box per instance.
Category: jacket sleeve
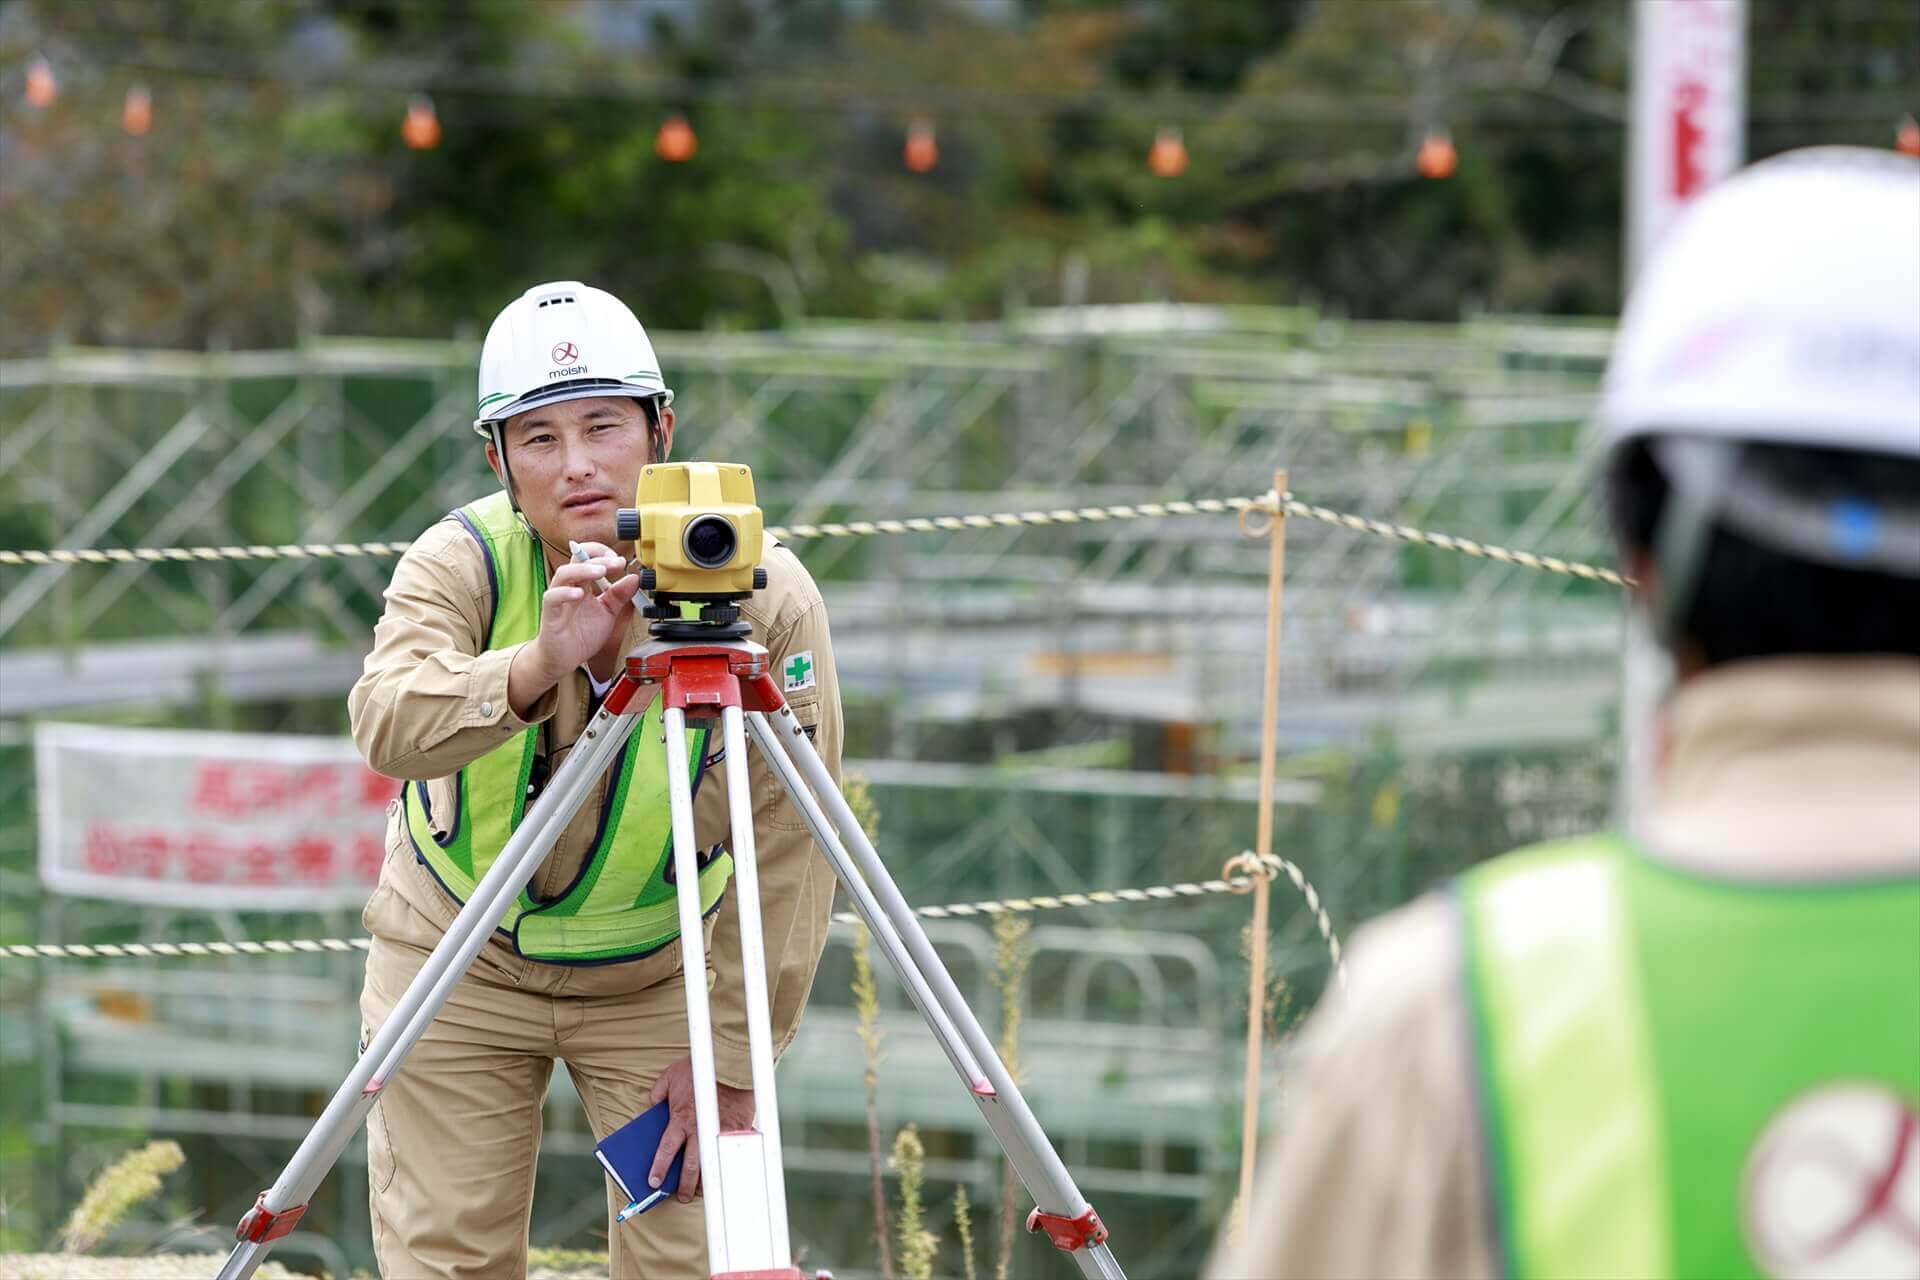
[695,593,843,1090]
[348,520,560,781]
[1202,895,1497,1280]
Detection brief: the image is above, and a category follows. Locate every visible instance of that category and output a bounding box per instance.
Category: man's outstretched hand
[506,543,640,716]
[647,1055,756,1202]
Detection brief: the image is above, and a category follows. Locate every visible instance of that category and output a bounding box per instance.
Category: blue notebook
[594,1100,684,1221]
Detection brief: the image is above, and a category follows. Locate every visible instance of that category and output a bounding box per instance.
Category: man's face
[486,395,674,549]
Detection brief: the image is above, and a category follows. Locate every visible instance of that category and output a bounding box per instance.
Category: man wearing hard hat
[349,282,843,1277]
[1209,148,1920,1279]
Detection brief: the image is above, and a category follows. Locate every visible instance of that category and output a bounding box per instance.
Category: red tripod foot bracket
[1027,1205,1108,1250]
[235,1191,307,1242]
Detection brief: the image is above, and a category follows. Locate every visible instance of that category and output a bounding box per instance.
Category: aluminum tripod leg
[662,703,795,1275]
[215,685,647,1280]
[745,707,1125,1278]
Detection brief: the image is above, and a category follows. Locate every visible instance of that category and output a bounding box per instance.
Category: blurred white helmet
[472,281,673,437]
[1600,146,1919,459]
[1598,147,1920,612]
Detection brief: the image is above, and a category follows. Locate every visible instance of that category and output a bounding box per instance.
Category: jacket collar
[1639,657,1920,881]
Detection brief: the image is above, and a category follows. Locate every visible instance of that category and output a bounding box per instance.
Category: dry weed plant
[952,1183,978,1280]
[889,1125,939,1280]
[58,1141,185,1256]
[989,912,1033,1280]
[842,772,896,1279]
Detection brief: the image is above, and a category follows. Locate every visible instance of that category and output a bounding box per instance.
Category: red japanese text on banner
[34,723,397,909]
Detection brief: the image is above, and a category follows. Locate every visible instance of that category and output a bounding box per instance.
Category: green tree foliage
[1,0,1912,351]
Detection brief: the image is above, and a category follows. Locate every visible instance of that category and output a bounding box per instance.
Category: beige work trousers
[358,856,708,1279]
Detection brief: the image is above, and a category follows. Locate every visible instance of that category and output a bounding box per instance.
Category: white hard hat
[1599,147,1920,629]
[472,281,673,436]
[1600,146,1920,459]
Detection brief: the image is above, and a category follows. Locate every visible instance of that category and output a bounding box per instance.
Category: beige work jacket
[1208,657,1920,1280]
[348,507,843,1089]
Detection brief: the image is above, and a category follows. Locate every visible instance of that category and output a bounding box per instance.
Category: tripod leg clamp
[1026,1205,1109,1250]
[235,1192,307,1243]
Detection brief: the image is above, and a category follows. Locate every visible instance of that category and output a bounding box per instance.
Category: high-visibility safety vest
[403,490,732,964]
[1460,835,1920,1279]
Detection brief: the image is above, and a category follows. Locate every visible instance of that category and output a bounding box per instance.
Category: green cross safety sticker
[783,651,816,693]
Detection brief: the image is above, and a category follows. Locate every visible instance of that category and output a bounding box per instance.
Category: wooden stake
[1236,469,1287,1237]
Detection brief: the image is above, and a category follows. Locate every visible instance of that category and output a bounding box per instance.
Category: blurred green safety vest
[404,490,732,964]
[1460,835,1920,1279]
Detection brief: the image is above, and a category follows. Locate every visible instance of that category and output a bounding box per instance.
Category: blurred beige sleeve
[1204,893,1497,1280]
[347,518,559,780]
[695,594,843,1089]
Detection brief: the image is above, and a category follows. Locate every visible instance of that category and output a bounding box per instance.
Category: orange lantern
[1417,129,1458,180]
[24,54,56,108]
[1898,115,1920,158]
[656,114,697,163]
[122,83,152,136]
[1148,127,1188,178]
[904,119,938,173]
[402,95,441,150]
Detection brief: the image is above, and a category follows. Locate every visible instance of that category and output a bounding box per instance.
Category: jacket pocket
[760,697,822,832]
[359,1029,398,1194]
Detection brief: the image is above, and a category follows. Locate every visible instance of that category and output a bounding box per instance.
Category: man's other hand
[647,1056,756,1202]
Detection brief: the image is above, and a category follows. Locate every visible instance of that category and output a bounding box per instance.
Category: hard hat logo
[551,341,579,365]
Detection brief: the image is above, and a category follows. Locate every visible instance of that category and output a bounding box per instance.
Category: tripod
[217,626,1123,1280]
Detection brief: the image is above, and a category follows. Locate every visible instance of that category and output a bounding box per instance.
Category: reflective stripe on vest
[403,489,731,963]
[1461,835,1920,1279]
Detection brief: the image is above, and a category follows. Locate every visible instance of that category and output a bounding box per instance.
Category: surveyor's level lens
[683,515,738,569]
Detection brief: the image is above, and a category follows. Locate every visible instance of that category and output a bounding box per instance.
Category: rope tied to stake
[1222,850,1347,994]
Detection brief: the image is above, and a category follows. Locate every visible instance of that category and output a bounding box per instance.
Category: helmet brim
[473,379,673,435]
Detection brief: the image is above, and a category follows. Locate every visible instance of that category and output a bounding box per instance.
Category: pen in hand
[568,540,611,596]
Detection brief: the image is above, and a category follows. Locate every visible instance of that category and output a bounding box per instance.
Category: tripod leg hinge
[744,671,784,712]
[235,1192,307,1242]
[1026,1205,1109,1250]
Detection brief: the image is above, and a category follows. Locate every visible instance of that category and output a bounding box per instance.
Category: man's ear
[485,440,505,487]
[1625,548,1654,607]
[656,405,675,463]
[1624,547,1707,681]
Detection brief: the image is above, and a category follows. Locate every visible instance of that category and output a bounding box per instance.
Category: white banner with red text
[35,722,399,909]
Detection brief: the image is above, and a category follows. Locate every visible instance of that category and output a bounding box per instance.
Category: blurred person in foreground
[348,281,842,1278]
[1209,147,1920,1280]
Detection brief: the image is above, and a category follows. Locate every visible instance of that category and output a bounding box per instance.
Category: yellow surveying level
[616,461,765,599]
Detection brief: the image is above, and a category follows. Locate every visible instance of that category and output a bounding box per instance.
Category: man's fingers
[649,1072,671,1106]
[649,1121,686,1190]
[542,585,586,606]
[605,574,643,606]
[679,1135,700,1202]
[551,561,609,589]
